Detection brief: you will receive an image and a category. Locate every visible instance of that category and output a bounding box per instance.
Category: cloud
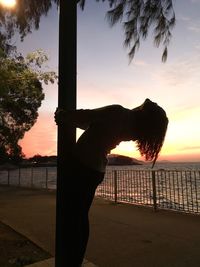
[182,17,200,33]
[133,60,149,67]
[177,15,191,22]
[188,23,200,33]
[158,52,200,88]
[180,146,200,151]
[189,0,200,3]
[177,12,200,33]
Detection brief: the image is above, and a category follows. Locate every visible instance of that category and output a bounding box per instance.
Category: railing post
[18,168,21,186]
[45,168,48,189]
[7,169,10,186]
[31,167,33,187]
[114,170,118,203]
[152,170,157,211]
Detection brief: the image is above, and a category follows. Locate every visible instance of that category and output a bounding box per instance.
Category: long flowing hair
[134,99,168,167]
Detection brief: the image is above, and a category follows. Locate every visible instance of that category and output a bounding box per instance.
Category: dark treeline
[0,154,57,168]
[0,154,143,168]
[23,155,57,167]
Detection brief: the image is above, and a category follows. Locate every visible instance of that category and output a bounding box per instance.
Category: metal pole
[55,1,77,266]
[152,171,157,211]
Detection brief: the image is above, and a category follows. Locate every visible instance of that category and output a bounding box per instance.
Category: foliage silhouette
[0,0,175,61]
[0,50,57,163]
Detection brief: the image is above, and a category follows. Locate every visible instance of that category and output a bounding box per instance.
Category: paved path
[87,199,200,267]
[0,186,200,267]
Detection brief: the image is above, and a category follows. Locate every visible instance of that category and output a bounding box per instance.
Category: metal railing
[0,167,56,189]
[96,169,200,214]
[0,167,200,214]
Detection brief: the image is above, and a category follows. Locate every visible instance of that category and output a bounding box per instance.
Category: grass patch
[0,221,51,267]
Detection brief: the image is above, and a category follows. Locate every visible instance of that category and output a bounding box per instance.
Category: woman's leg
[77,167,104,265]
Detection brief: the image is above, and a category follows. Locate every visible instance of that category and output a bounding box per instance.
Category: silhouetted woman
[55,98,168,266]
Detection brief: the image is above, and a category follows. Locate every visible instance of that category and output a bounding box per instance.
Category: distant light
[0,0,16,8]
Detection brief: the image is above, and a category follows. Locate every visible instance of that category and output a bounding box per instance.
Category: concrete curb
[25,257,98,267]
[25,258,54,267]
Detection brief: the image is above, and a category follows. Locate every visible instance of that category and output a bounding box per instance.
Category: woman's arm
[54,105,124,130]
[54,108,92,130]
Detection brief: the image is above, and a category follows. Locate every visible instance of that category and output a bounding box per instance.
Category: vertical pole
[55,1,77,267]
[114,170,118,203]
[152,171,157,211]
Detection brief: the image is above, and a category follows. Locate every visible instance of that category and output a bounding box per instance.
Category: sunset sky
[17,0,200,162]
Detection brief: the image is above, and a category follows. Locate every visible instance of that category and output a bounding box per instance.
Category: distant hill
[108,154,143,166]
[18,154,143,167]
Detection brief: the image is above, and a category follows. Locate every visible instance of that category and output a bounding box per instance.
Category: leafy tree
[0,1,59,54]
[0,50,57,163]
[0,0,175,61]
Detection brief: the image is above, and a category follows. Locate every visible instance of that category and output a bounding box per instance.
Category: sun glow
[0,0,16,8]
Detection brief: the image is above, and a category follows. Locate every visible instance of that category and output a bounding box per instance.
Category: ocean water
[107,161,200,171]
[0,162,200,213]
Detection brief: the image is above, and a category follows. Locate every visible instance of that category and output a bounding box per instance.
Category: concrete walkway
[0,186,97,267]
[0,186,200,267]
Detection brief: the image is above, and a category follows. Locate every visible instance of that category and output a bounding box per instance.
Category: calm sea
[108,161,200,171]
